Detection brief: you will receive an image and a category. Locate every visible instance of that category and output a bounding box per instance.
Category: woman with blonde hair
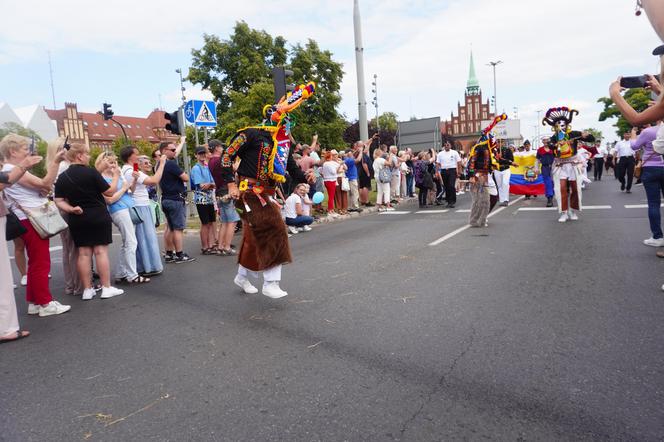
[373,147,393,211]
[0,147,42,342]
[1,134,71,316]
[321,149,345,217]
[96,152,149,284]
[54,143,124,300]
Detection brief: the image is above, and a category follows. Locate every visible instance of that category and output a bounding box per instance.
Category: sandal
[0,330,30,344]
[128,275,150,284]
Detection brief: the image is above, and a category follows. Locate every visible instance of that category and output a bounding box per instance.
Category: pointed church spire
[466,51,480,95]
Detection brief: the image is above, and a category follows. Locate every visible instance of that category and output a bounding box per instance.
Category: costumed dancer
[542,107,595,223]
[223,82,316,299]
[467,114,505,227]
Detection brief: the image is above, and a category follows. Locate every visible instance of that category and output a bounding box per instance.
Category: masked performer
[542,107,595,223]
[224,83,316,299]
[467,115,504,227]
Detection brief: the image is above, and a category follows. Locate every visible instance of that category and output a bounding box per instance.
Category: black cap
[195,146,207,155]
[653,44,664,56]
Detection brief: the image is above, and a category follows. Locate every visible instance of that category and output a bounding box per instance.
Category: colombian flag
[509,154,545,195]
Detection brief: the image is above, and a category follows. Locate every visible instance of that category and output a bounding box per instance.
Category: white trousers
[376,182,390,204]
[349,179,359,209]
[111,209,139,280]
[390,173,401,198]
[238,264,281,282]
[493,169,511,203]
[0,217,19,336]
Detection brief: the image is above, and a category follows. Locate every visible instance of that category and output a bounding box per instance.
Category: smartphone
[133,162,139,172]
[29,136,36,155]
[620,74,661,89]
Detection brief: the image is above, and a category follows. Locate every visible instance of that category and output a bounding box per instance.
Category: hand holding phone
[133,162,139,172]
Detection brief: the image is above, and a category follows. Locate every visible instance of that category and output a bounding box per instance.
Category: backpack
[378,166,392,183]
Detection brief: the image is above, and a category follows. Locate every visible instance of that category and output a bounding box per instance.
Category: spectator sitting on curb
[284,183,314,234]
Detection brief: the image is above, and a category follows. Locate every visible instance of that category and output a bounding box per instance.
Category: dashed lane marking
[380,211,411,215]
[456,209,471,213]
[428,196,525,246]
[415,210,449,214]
[625,204,664,209]
[517,205,611,212]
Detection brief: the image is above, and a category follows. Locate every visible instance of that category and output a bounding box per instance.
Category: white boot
[262,281,288,299]
[568,209,578,221]
[234,275,258,294]
[558,212,569,223]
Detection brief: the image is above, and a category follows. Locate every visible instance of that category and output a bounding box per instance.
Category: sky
[1,0,661,144]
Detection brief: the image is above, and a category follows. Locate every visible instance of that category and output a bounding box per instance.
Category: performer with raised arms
[223,83,316,299]
[542,107,595,223]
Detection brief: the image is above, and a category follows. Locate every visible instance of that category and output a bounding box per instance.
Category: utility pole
[371,74,379,133]
[353,0,369,141]
[487,60,502,116]
[48,51,56,109]
[536,109,542,146]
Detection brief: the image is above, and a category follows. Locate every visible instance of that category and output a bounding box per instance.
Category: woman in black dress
[54,143,124,301]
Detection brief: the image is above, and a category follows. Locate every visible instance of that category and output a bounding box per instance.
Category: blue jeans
[285,216,314,227]
[134,205,163,274]
[641,167,664,239]
[406,174,414,197]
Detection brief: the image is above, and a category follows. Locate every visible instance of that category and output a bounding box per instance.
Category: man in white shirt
[594,143,607,181]
[436,141,462,208]
[615,131,635,193]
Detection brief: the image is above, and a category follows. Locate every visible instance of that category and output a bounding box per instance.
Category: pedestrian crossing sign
[186,100,217,127]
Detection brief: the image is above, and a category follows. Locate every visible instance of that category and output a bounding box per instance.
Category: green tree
[189,22,287,113]
[583,128,603,142]
[598,88,651,136]
[370,112,399,133]
[190,24,346,149]
[0,122,48,177]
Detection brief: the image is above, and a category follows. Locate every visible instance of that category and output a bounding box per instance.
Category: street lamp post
[371,74,379,133]
[536,109,543,147]
[487,60,502,115]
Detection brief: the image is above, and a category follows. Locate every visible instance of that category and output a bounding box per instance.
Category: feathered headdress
[542,107,578,127]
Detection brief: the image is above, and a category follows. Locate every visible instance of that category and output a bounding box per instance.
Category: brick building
[45,103,178,150]
[441,53,495,153]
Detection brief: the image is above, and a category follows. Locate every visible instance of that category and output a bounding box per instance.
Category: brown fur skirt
[237,191,292,271]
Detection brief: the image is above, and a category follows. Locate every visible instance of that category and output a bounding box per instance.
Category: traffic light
[102,103,114,120]
[164,108,184,135]
[271,66,294,102]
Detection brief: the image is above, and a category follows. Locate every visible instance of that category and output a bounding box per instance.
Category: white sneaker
[297,227,305,232]
[288,226,299,234]
[20,275,27,286]
[262,281,288,299]
[39,301,71,317]
[234,275,258,294]
[329,211,340,218]
[303,225,312,232]
[27,303,40,315]
[100,286,124,299]
[82,288,96,301]
[558,212,569,223]
[13,283,16,290]
[644,237,664,247]
[568,210,578,221]
[386,207,395,211]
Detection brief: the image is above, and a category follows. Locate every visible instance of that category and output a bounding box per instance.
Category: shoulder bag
[12,198,68,239]
[634,151,658,180]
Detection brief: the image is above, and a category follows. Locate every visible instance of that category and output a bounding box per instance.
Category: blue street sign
[184,100,217,127]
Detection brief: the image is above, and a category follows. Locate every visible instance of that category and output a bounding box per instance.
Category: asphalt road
[2,177,664,441]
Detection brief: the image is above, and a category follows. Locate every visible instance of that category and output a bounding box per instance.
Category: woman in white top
[389,146,401,200]
[373,148,393,211]
[119,145,167,276]
[321,150,345,216]
[0,134,71,317]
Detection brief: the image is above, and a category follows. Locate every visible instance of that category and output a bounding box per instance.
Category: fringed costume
[542,107,595,223]
[224,82,316,298]
[467,114,505,227]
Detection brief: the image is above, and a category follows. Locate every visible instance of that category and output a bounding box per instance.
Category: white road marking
[429,196,525,246]
[625,204,664,209]
[415,210,449,214]
[456,209,471,213]
[584,205,612,210]
[518,207,556,211]
[380,211,411,215]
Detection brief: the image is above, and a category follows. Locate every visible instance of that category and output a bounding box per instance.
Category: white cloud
[1,0,660,143]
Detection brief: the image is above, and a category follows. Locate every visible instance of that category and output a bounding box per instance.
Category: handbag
[149,200,163,228]
[341,176,350,191]
[18,200,68,239]
[5,210,27,241]
[634,151,658,180]
[129,206,143,225]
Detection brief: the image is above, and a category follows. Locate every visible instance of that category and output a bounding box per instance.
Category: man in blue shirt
[344,148,361,211]
[159,141,195,263]
[190,146,217,254]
